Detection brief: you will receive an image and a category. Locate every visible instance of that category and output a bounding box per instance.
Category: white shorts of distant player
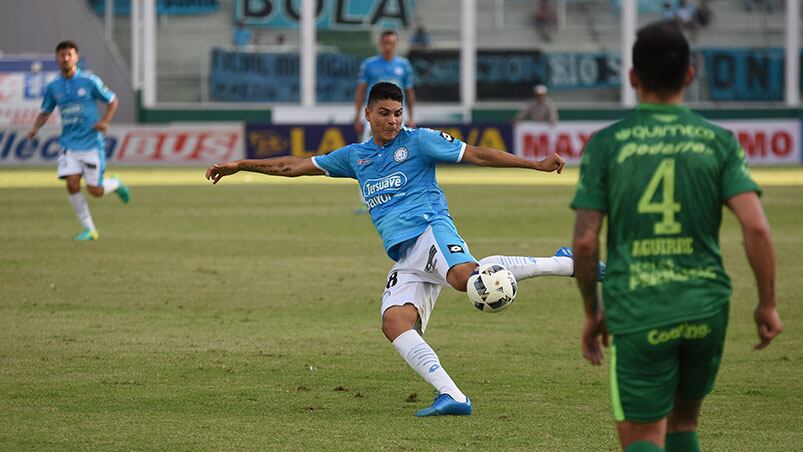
[57,148,105,186]
[380,223,476,334]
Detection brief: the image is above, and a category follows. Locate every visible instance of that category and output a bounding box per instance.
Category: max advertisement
[0,124,244,165]
[514,120,802,166]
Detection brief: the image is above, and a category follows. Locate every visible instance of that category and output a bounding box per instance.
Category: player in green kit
[570,21,783,452]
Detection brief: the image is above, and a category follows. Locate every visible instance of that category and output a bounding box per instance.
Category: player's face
[56,48,79,75]
[378,34,397,59]
[366,99,403,144]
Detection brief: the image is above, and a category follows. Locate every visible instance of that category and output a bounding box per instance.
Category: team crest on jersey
[394,67,403,75]
[393,147,408,163]
[77,88,87,97]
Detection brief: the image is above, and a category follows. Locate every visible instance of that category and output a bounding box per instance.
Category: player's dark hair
[632,21,690,95]
[367,82,403,106]
[380,30,397,40]
[56,40,79,53]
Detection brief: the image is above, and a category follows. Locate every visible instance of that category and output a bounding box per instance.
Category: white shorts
[57,149,105,187]
[380,225,476,334]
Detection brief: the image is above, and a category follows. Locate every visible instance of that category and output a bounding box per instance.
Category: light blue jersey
[41,68,116,152]
[358,55,414,101]
[312,127,467,260]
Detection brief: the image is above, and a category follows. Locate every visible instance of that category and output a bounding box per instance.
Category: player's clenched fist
[206,161,239,184]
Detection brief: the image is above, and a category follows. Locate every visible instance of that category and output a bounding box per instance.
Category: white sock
[392,329,467,403]
[479,255,573,281]
[68,192,96,232]
[103,177,120,195]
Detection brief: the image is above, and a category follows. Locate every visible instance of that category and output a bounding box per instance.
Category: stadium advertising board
[409,50,621,102]
[89,0,220,15]
[236,0,415,29]
[703,48,803,101]
[244,123,512,158]
[0,124,244,166]
[210,49,360,102]
[514,120,802,166]
[0,59,60,127]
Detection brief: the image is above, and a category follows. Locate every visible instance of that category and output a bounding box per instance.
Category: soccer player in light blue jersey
[207,82,584,417]
[27,40,130,241]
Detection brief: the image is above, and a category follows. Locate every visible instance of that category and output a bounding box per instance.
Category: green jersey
[571,103,761,334]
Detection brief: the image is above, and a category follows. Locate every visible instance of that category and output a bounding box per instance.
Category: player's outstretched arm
[27,112,51,140]
[206,157,324,184]
[726,191,783,350]
[462,145,565,173]
[573,208,608,365]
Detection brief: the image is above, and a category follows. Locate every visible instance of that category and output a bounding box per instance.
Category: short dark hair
[632,21,690,95]
[56,40,79,53]
[367,82,404,106]
[380,30,397,40]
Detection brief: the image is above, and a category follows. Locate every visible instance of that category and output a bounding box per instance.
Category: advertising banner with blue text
[236,0,415,29]
[0,57,60,126]
[0,124,244,166]
[211,49,361,102]
[89,0,220,15]
[409,50,621,102]
[703,48,803,101]
[514,120,802,166]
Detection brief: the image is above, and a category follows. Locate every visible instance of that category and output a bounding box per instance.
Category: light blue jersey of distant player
[312,128,466,260]
[358,55,414,102]
[41,68,116,152]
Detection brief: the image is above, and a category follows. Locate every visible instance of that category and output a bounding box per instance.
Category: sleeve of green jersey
[721,132,762,200]
[570,133,608,212]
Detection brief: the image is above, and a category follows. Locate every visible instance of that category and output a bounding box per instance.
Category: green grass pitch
[0,167,801,450]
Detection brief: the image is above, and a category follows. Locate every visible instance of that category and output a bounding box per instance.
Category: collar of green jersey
[636,102,690,113]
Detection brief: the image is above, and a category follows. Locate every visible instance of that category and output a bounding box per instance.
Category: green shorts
[609,307,729,423]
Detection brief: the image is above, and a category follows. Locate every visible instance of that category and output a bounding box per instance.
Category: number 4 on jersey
[638,158,681,235]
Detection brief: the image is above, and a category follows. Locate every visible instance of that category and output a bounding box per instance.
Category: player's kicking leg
[479,246,606,282]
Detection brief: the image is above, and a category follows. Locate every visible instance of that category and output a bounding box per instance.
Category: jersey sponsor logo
[614,125,716,142]
[362,171,407,197]
[447,244,464,254]
[647,322,711,345]
[393,146,408,163]
[439,131,455,142]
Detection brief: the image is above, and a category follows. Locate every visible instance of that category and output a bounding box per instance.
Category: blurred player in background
[571,21,782,452]
[27,40,130,241]
[207,82,599,417]
[354,30,416,140]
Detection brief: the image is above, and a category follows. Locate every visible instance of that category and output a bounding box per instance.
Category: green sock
[665,431,700,452]
[625,440,664,452]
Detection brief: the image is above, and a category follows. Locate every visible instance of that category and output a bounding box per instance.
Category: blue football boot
[74,228,99,241]
[415,394,472,417]
[555,246,606,281]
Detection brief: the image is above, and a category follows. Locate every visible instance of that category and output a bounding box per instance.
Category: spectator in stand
[695,0,713,28]
[661,1,676,21]
[744,0,775,13]
[533,0,558,42]
[513,84,558,126]
[232,21,253,49]
[410,25,431,49]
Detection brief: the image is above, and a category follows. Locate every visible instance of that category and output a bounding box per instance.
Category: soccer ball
[467,264,517,313]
